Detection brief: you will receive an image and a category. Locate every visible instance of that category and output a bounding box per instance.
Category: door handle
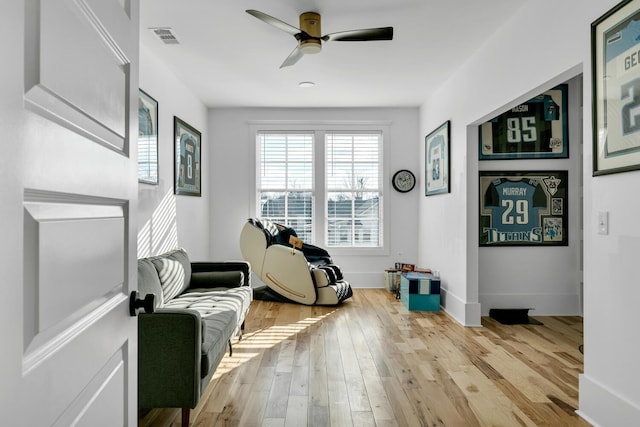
[129,291,156,316]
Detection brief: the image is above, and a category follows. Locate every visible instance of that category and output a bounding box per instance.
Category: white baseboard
[441,288,482,327]
[348,271,385,288]
[480,292,581,316]
[578,374,640,427]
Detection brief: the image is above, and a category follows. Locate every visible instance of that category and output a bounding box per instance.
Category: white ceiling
[140,0,524,108]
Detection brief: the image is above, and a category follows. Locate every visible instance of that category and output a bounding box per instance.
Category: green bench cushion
[162,286,253,378]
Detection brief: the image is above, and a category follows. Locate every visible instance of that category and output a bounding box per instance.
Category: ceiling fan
[246,9,393,68]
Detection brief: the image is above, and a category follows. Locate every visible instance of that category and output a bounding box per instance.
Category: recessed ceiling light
[298,81,315,88]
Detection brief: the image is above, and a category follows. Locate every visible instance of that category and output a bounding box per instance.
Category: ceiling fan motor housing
[299,11,321,54]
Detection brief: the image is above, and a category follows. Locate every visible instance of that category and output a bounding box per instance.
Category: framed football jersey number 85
[479,171,568,247]
[479,85,569,160]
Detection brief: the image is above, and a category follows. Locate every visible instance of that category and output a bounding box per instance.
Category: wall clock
[392,169,416,193]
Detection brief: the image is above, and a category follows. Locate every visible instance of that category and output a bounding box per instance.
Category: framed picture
[174,116,201,196]
[479,85,569,160]
[479,170,568,246]
[425,120,450,196]
[138,89,158,184]
[592,0,640,175]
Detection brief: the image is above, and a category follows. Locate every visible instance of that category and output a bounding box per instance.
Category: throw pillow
[156,258,185,302]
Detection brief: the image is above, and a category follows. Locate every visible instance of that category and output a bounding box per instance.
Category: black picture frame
[592,0,640,175]
[174,116,201,197]
[479,170,568,247]
[479,85,569,160]
[138,89,159,184]
[425,121,450,196]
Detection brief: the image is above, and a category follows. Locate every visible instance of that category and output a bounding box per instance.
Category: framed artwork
[138,89,158,184]
[592,0,640,175]
[174,116,201,196]
[479,85,569,160]
[425,120,450,196]
[479,170,568,247]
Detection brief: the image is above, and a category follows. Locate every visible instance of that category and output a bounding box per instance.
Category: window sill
[326,246,389,257]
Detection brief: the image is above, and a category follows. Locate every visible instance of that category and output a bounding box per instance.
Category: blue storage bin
[400,272,441,311]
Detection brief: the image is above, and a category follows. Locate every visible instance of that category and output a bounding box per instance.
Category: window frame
[249,121,390,256]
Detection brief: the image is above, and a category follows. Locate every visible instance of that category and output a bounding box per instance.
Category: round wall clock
[392,169,416,193]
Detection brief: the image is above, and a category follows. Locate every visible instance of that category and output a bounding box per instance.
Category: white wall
[419,0,640,424]
[477,75,583,317]
[138,46,210,260]
[207,107,420,288]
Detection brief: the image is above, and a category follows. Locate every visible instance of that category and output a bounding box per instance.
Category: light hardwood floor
[139,288,590,426]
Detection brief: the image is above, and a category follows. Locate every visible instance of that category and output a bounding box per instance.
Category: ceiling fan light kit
[300,41,321,54]
[246,9,393,68]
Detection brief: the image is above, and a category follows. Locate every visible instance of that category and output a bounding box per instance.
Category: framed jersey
[479,171,568,246]
[592,0,640,175]
[479,85,568,160]
[138,89,159,185]
[425,120,450,196]
[174,116,202,196]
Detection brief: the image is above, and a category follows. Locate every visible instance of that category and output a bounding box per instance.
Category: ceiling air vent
[150,27,179,45]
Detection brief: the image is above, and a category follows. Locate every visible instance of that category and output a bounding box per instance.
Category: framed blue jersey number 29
[479,171,568,246]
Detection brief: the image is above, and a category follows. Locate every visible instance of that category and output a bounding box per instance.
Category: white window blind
[257,132,314,242]
[326,132,382,247]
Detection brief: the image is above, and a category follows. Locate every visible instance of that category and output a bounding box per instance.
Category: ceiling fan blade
[322,27,393,42]
[246,9,301,37]
[280,45,305,68]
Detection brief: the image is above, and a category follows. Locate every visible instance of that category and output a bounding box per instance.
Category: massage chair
[240,218,353,305]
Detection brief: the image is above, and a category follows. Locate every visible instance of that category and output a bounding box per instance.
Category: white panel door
[0,0,139,425]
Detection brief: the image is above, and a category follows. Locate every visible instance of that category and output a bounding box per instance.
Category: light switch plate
[598,211,609,235]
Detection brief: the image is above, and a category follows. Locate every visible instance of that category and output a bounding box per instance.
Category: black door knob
[129,291,155,316]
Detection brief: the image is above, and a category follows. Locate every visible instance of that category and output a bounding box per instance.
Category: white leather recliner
[240,218,353,305]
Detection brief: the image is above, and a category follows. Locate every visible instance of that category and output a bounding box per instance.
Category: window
[326,132,382,247]
[257,132,313,242]
[253,123,387,252]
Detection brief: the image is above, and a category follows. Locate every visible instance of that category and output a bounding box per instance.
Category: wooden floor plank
[335,314,370,413]
[308,325,329,427]
[284,395,308,427]
[449,364,538,427]
[236,391,269,427]
[139,289,590,427]
[264,371,292,419]
[327,379,353,427]
[351,411,376,427]
[212,382,250,426]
